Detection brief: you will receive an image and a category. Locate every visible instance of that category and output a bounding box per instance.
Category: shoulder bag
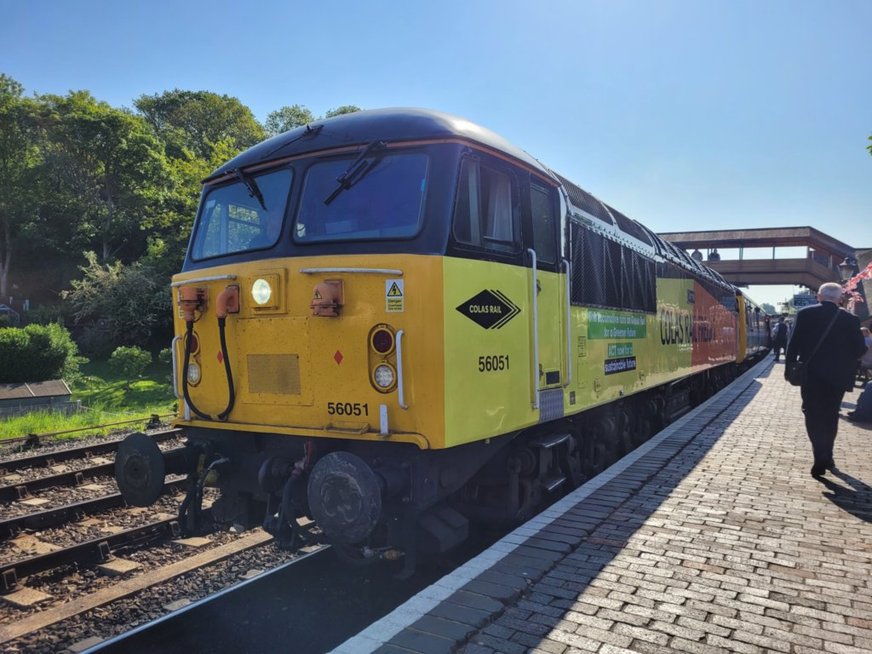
[786,310,840,387]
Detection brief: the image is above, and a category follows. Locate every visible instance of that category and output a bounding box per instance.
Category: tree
[264,104,315,136]
[39,91,171,264]
[135,89,266,160]
[63,250,173,354]
[760,303,776,315]
[324,105,361,119]
[264,104,362,137]
[0,74,42,298]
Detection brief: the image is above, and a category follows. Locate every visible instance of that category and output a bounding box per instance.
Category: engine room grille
[247,354,301,395]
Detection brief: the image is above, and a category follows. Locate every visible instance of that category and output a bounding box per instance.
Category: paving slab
[334,358,872,653]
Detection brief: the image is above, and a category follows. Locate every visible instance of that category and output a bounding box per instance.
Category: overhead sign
[793,294,816,308]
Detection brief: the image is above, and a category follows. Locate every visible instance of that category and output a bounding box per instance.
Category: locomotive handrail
[527,248,540,410]
[396,329,408,409]
[171,274,238,287]
[299,267,403,276]
[171,335,181,400]
[562,259,572,387]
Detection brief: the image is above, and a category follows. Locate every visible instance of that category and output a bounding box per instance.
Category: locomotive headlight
[372,363,396,391]
[251,278,272,305]
[187,362,202,386]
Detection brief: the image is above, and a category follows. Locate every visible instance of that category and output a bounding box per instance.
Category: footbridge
[657,226,857,289]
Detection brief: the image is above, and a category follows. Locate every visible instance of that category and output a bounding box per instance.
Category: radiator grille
[247,354,301,395]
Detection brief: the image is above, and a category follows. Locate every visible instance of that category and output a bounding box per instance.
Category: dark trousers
[800,378,845,466]
[773,340,787,361]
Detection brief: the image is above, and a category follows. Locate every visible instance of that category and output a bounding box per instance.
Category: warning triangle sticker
[387,282,403,297]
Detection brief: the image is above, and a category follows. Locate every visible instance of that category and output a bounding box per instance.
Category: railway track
[0,430,326,654]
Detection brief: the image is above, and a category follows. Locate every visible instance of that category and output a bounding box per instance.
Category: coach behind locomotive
[115,108,765,573]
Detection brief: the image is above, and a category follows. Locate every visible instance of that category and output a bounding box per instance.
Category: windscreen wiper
[323,140,386,206]
[234,168,267,211]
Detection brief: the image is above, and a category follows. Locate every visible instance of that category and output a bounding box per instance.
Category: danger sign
[385,279,404,313]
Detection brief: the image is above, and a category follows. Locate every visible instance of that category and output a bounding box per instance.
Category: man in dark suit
[785,282,867,478]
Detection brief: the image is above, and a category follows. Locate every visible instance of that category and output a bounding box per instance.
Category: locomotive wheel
[115,432,165,507]
[307,452,382,544]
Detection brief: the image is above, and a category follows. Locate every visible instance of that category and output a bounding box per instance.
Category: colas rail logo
[456,290,521,329]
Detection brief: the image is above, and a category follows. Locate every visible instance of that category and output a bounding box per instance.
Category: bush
[109,345,152,388]
[63,252,173,354]
[157,348,172,365]
[0,323,83,383]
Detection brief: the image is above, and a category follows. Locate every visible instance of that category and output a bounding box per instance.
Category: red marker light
[371,329,394,354]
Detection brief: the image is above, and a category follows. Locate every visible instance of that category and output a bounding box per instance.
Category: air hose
[181,285,238,421]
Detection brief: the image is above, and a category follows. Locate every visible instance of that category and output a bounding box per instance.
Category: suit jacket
[785,301,866,390]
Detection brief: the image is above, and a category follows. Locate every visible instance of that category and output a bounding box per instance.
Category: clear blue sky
[2,0,871,308]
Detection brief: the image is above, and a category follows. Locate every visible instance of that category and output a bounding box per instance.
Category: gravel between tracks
[3,533,310,653]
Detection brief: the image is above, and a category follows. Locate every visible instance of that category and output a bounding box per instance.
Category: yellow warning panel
[386,279,404,313]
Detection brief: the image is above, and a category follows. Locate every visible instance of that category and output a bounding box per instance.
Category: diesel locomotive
[115,108,769,573]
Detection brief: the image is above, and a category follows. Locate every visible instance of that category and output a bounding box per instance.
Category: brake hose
[181,285,238,421]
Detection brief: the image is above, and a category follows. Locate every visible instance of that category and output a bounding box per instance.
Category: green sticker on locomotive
[607,342,634,358]
[587,310,647,339]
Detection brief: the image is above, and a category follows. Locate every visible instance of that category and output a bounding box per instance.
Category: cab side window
[453,157,520,254]
[530,182,557,265]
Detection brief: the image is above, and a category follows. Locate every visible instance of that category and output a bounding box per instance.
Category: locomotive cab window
[295,152,428,243]
[452,157,520,254]
[191,168,293,260]
[530,182,558,265]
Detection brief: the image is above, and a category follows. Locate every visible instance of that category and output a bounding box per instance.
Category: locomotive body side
[115,108,756,570]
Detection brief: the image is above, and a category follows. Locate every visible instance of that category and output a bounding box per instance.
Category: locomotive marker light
[251,278,272,305]
[372,363,397,391]
[186,361,202,386]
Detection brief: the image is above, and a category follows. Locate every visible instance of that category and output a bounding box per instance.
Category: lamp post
[839,256,857,282]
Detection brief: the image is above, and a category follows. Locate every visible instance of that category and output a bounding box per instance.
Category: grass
[0,360,177,441]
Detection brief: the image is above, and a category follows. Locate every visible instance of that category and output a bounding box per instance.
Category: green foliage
[264,104,316,136]
[135,89,266,160]
[0,323,83,383]
[63,251,172,354]
[157,348,172,365]
[264,104,362,136]
[0,74,43,298]
[324,105,361,119]
[36,90,172,264]
[108,345,152,388]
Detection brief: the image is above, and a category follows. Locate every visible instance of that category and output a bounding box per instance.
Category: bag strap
[804,309,841,365]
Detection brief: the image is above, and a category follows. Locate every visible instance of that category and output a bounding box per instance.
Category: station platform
[334,358,872,654]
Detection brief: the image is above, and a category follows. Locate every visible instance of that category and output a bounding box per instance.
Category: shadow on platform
[818,470,872,524]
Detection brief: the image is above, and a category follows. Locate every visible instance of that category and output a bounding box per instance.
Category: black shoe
[825,460,836,471]
[811,466,826,479]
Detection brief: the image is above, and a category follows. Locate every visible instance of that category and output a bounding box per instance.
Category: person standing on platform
[771,317,789,362]
[785,282,866,479]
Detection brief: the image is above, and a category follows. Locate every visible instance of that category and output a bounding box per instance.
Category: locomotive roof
[207,107,552,182]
